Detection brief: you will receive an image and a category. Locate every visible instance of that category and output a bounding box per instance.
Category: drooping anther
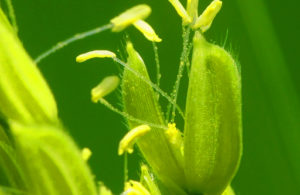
[193,0,222,32]
[76,50,116,63]
[118,125,151,155]
[91,76,120,103]
[110,4,151,32]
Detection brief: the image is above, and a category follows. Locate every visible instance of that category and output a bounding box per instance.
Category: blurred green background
[2,0,300,194]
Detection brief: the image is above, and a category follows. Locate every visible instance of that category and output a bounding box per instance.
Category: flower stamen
[76,50,116,63]
[110,4,151,32]
[168,0,192,25]
[192,0,222,32]
[118,125,151,155]
[133,20,162,42]
[90,76,120,103]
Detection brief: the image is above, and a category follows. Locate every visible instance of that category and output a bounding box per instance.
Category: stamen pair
[169,0,222,32]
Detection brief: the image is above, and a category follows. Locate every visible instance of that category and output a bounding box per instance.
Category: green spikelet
[0,9,58,125]
[122,42,186,193]
[11,122,98,195]
[184,31,242,194]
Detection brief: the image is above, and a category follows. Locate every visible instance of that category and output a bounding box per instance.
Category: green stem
[34,23,113,64]
[167,26,191,122]
[152,42,161,99]
[3,0,18,33]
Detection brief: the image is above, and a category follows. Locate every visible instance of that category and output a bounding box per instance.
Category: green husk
[184,32,242,194]
[0,9,58,125]
[122,42,186,193]
[11,122,98,195]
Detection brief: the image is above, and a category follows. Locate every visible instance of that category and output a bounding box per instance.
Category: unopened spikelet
[184,31,242,194]
[0,10,58,124]
[11,122,98,195]
[122,42,186,192]
[110,4,151,32]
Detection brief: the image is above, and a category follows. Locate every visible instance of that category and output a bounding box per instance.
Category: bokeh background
[2,0,300,194]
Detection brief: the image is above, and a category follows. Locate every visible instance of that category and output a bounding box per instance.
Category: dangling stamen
[192,0,222,32]
[35,5,152,64]
[133,20,162,42]
[110,4,151,32]
[76,51,184,118]
[76,50,116,63]
[168,0,192,25]
[90,76,120,103]
[118,125,151,155]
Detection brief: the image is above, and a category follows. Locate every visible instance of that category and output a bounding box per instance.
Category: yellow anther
[133,20,162,42]
[192,0,222,32]
[81,147,92,161]
[165,123,184,167]
[110,4,151,32]
[186,0,199,20]
[118,125,151,155]
[76,50,116,63]
[168,0,192,25]
[91,76,120,103]
[124,180,151,195]
[165,123,183,145]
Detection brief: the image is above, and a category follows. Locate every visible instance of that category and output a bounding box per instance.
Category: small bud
[184,32,242,194]
[91,76,120,103]
[81,147,92,161]
[118,124,151,155]
[168,0,192,25]
[110,4,151,32]
[133,20,162,42]
[76,50,116,63]
[193,0,222,32]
